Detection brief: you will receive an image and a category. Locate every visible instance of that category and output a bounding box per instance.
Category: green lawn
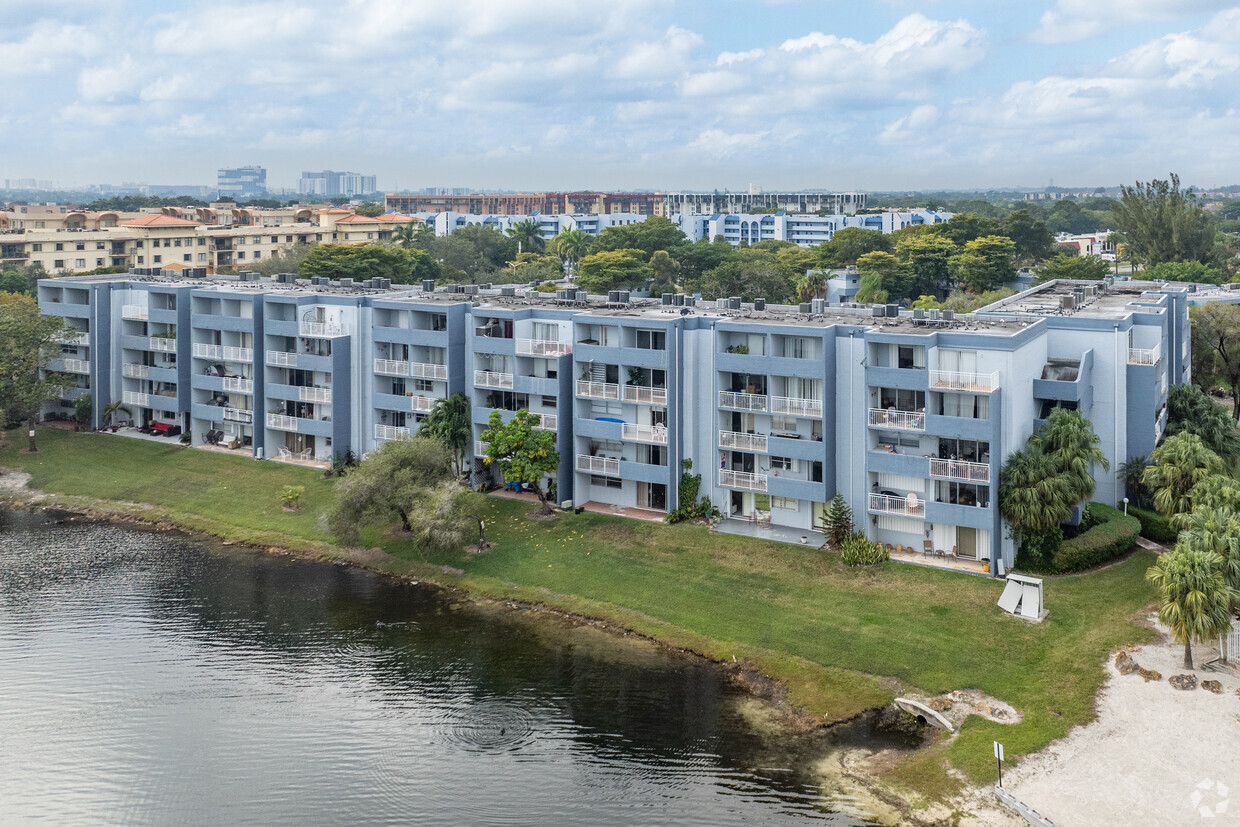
[1,427,1158,802]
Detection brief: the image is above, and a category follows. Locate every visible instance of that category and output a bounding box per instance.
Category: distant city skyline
[3,1,1239,192]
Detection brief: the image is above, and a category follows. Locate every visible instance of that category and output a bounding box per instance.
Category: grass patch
[0,427,1159,800]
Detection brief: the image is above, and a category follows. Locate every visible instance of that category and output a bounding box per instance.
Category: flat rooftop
[979,279,1181,320]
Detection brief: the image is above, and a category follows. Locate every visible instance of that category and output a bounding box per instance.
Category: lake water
[0,509,906,825]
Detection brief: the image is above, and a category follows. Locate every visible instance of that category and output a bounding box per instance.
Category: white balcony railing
[223,407,253,424]
[770,395,823,418]
[223,377,254,395]
[577,454,620,477]
[929,369,1000,393]
[375,423,410,442]
[193,343,222,360]
[267,413,298,432]
[929,458,991,483]
[868,492,925,517]
[61,358,90,374]
[122,391,150,407]
[718,469,768,492]
[298,386,331,404]
[719,430,768,453]
[622,423,668,444]
[474,440,490,456]
[868,408,926,431]
[622,385,668,406]
[121,305,148,321]
[1128,344,1161,366]
[65,333,89,346]
[299,320,348,338]
[718,390,768,412]
[266,350,298,368]
[576,380,620,400]
[534,413,557,431]
[222,346,253,363]
[410,362,448,381]
[411,395,436,413]
[149,337,177,353]
[374,358,408,377]
[122,363,149,379]
[474,370,514,390]
[516,338,572,358]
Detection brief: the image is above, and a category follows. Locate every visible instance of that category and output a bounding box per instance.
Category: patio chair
[951,545,959,558]
[922,539,933,559]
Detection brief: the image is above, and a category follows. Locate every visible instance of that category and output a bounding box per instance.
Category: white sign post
[994,740,1005,787]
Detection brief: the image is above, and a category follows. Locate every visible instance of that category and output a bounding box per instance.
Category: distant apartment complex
[39,271,1192,576]
[217,166,267,199]
[385,191,865,217]
[298,171,377,198]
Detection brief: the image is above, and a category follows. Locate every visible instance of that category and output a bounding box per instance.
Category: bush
[1126,503,1177,544]
[1014,526,1063,574]
[1050,502,1141,573]
[279,485,305,510]
[839,532,889,566]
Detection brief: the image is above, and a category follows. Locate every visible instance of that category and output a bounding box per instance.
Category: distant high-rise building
[298,170,377,198]
[217,166,267,199]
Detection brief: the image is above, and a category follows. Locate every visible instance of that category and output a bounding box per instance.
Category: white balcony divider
[411,396,435,413]
[622,385,668,405]
[718,469,768,492]
[121,305,147,320]
[868,408,926,431]
[122,391,150,407]
[374,423,410,441]
[266,351,298,368]
[516,338,572,357]
[718,390,768,412]
[149,337,177,353]
[298,386,331,404]
[374,358,409,377]
[719,430,768,453]
[474,440,490,456]
[929,369,1000,392]
[928,458,991,483]
[534,413,557,431]
[222,346,253,362]
[576,380,620,400]
[61,358,90,374]
[474,370,514,390]
[223,407,253,424]
[223,377,254,395]
[122,363,150,379]
[867,492,925,517]
[1128,344,1161,366]
[267,413,298,432]
[299,320,347,338]
[193,343,222,360]
[770,396,823,418]
[409,362,448,380]
[621,423,668,444]
[577,454,620,476]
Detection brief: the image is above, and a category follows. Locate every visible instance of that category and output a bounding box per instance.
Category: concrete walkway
[712,518,824,546]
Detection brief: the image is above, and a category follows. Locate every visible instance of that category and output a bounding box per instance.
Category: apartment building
[385,191,864,217]
[38,272,1192,576]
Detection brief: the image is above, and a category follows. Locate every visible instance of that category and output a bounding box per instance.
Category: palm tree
[1142,432,1224,518]
[102,400,131,428]
[506,219,545,254]
[1119,455,1151,507]
[795,270,827,301]
[1146,546,1238,670]
[418,393,472,477]
[393,220,421,249]
[550,228,591,278]
[1175,507,1240,599]
[998,444,1075,544]
[1165,383,1240,463]
[1032,408,1108,504]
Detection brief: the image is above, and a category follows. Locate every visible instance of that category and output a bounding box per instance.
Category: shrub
[666,459,720,523]
[1126,503,1177,544]
[822,492,854,547]
[1014,526,1063,574]
[839,532,889,566]
[279,485,305,510]
[1051,502,1141,573]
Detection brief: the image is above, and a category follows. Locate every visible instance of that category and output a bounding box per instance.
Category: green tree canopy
[506,219,546,253]
[1032,408,1109,504]
[0,293,73,450]
[550,228,592,276]
[1142,432,1225,518]
[1190,303,1240,420]
[814,227,893,267]
[1165,383,1240,462]
[1146,545,1238,670]
[1035,254,1111,283]
[591,216,689,259]
[854,251,902,304]
[299,244,440,284]
[648,250,681,294]
[952,235,1016,293]
[418,392,472,477]
[693,250,796,303]
[1142,260,1225,284]
[576,248,652,294]
[678,237,737,283]
[1113,174,1217,266]
[998,443,1076,541]
[327,436,454,543]
[480,409,560,504]
[894,233,956,299]
[930,213,1005,246]
[1001,209,1056,264]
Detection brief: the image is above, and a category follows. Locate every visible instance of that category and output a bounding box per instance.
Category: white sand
[1005,618,1240,826]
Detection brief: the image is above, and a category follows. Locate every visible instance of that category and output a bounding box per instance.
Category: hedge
[1050,502,1141,573]
[1125,504,1177,544]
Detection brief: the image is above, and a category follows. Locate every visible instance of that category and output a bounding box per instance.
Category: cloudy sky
[3,0,1239,192]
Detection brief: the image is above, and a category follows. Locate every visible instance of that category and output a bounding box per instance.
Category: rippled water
[0,509,903,825]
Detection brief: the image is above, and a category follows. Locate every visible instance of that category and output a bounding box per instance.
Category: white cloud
[879,104,938,144]
[1031,0,1231,44]
[0,20,100,75]
[688,128,772,159]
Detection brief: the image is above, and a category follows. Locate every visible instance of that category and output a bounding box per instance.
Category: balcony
[223,377,254,395]
[475,370,514,390]
[929,370,1000,393]
[576,380,620,400]
[223,407,253,424]
[298,386,331,404]
[412,395,436,413]
[719,430,768,453]
[929,458,991,483]
[1128,344,1161,366]
[149,337,177,353]
[122,391,150,407]
[622,385,667,406]
[577,454,620,477]
[267,413,298,432]
[375,423,410,441]
[193,343,223,360]
[374,358,408,377]
[868,492,925,517]
[65,333,89,346]
[516,338,571,357]
[266,350,298,368]
[299,320,347,338]
[121,305,148,321]
[410,362,448,381]
[868,408,926,431]
[622,423,668,445]
[718,390,768,412]
[770,396,823,418]
[475,440,490,456]
[61,358,90,374]
[122,363,149,379]
[718,469,768,492]
[534,413,557,431]
[222,346,253,362]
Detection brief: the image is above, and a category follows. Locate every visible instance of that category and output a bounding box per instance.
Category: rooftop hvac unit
[728,296,741,310]
[886,303,900,318]
[575,291,587,302]
[463,285,479,295]
[556,289,574,300]
[1227,284,1240,291]
[913,308,925,320]
[673,293,685,306]
[942,310,955,322]
[684,296,696,307]
[500,286,516,297]
[479,283,491,290]
[1060,294,1076,310]
[524,290,540,299]
[755,298,767,311]
[618,290,630,303]
[929,308,940,320]
[608,290,622,303]
[1187,284,1197,294]
[361,279,374,289]
[1085,285,1097,297]
[872,305,887,318]
[340,278,354,289]
[422,279,436,292]
[811,299,825,314]
[662,293,673,306]
[381,278,392,289]
[716,298,729,309]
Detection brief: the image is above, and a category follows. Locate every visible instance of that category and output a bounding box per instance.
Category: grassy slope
[1,427,1157,800]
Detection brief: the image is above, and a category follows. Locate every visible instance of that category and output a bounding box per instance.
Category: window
[174,238,182,247]
[31,243,41,252]
[183,254,192,262]
[153,255,162,264]
[163,239,171,247]
[96,242,105,250]
[252,236,261,244]
[198,253,207,262]
[135,241,144,248]
[897,346,925,369]
[236,236,245,245]
[770,456,796,471]
[75,243,85,251]
[270,236,278,244]
[96,258,104,266]
[74,258,85,268]
[55,242,64,251]
[252,251,261,259]
[391,379,406,395]
[636,329,666,350]
[237,252,245,259]
[771,497,798,510]
[197,238,206,246]
[431,314,448,331]
[939,393,989,419]
[413,379,434,392]
[136,256,144,264]
[54,259,64,268]
[591,475,622,489]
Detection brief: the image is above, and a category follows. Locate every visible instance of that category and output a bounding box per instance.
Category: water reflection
[0,509,896,825]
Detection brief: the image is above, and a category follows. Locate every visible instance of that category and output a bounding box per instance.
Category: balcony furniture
[923,540,933,559]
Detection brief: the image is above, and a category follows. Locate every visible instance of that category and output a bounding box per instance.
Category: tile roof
[121,214,202,228]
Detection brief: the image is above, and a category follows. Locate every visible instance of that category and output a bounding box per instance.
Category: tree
[393,220,422,249]
[407,481,485,556]
[648,250,681,294]
[1165,383,1240,461]
[854,251,901,303]
[550,228,591,277]
[679,237,737,283]
[1146,546,1237,670]
[1182,474,1240,516]
[429,225,517,282]
[1035,254,1111,283]
[576,249,651,294]
[480,410,560,505]
[299,244,440,285]
[930,213,1004,246]
[249,242,313,277]
[952,235,1016,293]
[693,251,796,303]
[998,444,1075,561]
[73,395,92,431]
[1142,433,1224,518]
[505,252,563,283]
[795,270,827,301]
[1119,455,1152,508]
[1032,408,1108,505]
[1113,174,1216,266]
[1143,261,1225,284]
[327,436,453,544]
[814,227,892,267]
[506,219,545,253]
[0,293,73,452]
[418,393,472,477]
[1001,209,1056,264]
[822,492,854,547]
[1174,507,1240,601]
[102,400,132,428]
[894,233,956,299]
[1190,303,1240,420]
[354,203,384,217]
[591,216,689,259]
